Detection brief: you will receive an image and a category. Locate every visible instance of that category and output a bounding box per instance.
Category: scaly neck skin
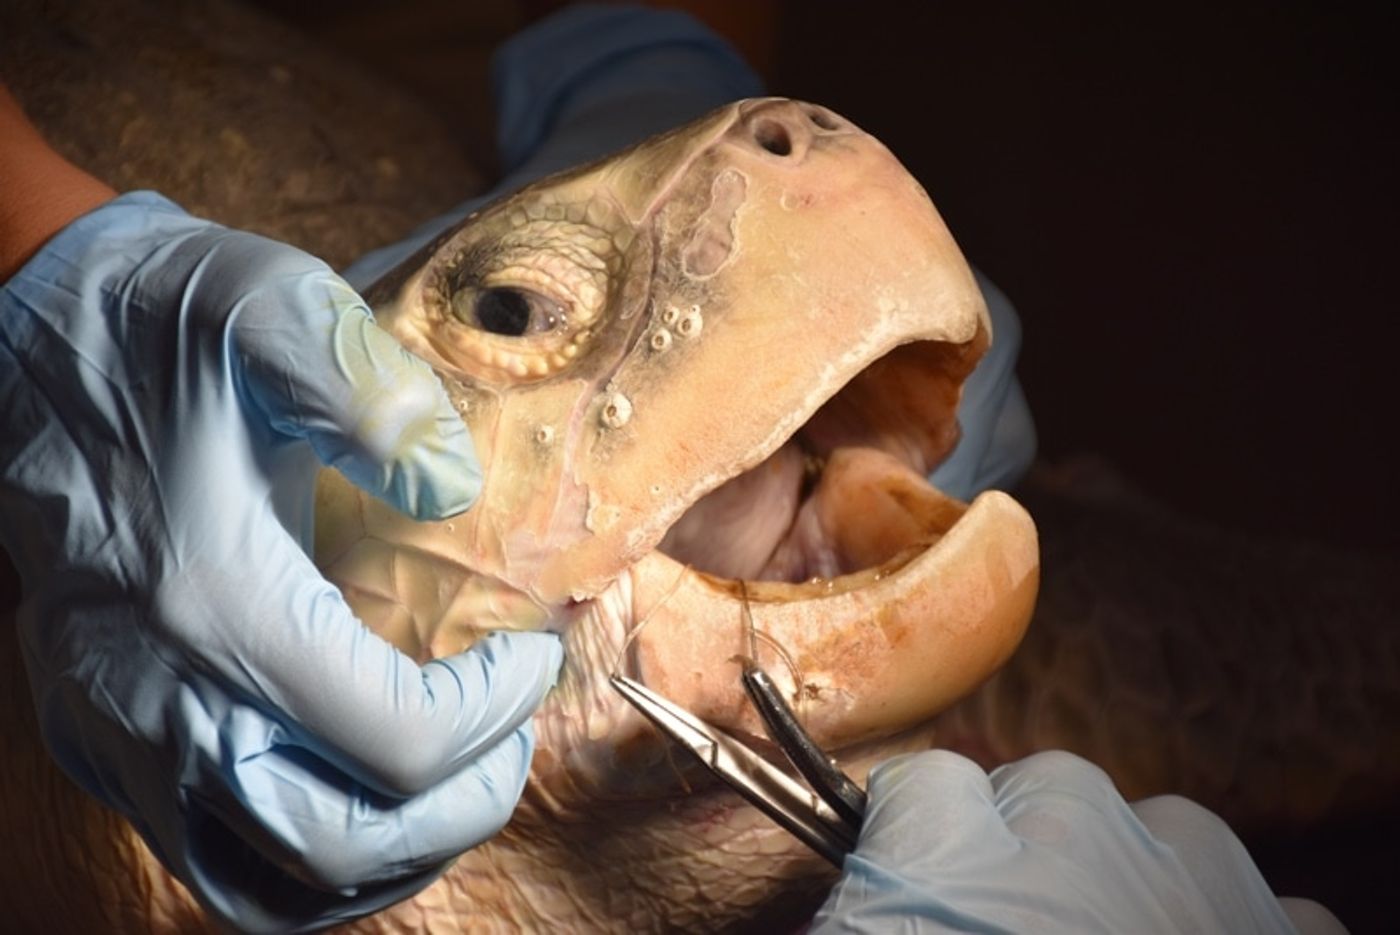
[0,83,116,283]
[340,570,836,932]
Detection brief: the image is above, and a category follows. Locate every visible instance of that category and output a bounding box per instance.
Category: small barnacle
[676,305,703,338]
[660,304,680,326]
[650,328,673,352]
[600,391,633,428]
[535,425,554,445]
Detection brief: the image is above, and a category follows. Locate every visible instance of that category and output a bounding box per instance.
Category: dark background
[768,1,1397,549]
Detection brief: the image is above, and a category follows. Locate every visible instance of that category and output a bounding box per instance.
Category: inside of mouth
[656,337,983,589]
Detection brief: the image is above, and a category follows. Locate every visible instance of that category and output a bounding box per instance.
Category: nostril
[753,119,792,157]
[807,108,840,131]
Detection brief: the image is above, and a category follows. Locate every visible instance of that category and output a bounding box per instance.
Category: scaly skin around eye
[421,214,620,381]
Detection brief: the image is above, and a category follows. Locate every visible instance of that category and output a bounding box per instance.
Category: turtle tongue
[656,442,968,585]
[760,446,967,581]
[654,443,806,582]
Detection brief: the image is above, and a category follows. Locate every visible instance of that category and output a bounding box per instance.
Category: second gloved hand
[0,193,562,932]
[814,750,1343,934]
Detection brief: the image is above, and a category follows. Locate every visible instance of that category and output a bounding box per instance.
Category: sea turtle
[2,8,1397,923]
[0,97,1039,931]
[313,98,1039,929]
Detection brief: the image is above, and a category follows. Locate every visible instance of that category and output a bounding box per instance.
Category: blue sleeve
[930,270,1037,499]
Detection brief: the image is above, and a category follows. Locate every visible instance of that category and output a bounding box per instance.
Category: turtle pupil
[477,288,531,336]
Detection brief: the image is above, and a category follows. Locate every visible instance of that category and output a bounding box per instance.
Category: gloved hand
[814,750,1344,934]
[0,192,563,932]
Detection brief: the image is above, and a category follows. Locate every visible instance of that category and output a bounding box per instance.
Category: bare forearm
[0,83,116,282]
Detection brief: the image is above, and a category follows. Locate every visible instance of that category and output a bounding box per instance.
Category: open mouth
[627,332,1039,753]
[655,336,982,593]
[331,95,1041,758]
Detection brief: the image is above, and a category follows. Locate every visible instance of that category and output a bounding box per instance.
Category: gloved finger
[990,750,1143,848]
[169,699,538,932]
[1278,898,1347,935]
[1130,793,1245,857]
[199,719,538,893]
[979,754,1213,932]
[1131,795,1303,932]
[856,750,1021,868]
[154,552,563,799]
[199,233,479,520]
[990,754,1303,933]
[293,298,482,521]
[814,752,1023,933]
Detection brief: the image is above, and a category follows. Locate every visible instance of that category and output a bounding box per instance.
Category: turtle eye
[452,286,567,337]
[435,278,588,381]
[421,212,614,383]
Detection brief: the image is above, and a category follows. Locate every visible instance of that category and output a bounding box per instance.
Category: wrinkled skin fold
[2,99,1040,931]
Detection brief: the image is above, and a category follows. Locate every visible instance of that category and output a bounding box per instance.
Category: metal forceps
[610,663,867,866]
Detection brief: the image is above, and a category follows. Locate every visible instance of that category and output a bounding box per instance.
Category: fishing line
[610,560,689,679]
[736,578,807,717]
[607,563,698,793]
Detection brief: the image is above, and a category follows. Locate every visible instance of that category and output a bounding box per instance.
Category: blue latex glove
[814,750,1343,934]
[0,192,564,932]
